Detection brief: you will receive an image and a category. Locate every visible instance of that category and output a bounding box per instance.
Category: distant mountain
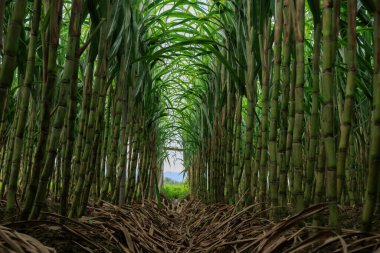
[164,171,185,183]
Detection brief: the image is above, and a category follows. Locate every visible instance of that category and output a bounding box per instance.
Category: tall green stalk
[292,0,305,212]
[22,0,64,219]
[259,19,270,210]
[60,44,79,216]
[29,0,83,219]
[243,0,256,205]
[337,0,357,201]
[69,0,109,218]
[305,3,321,207]
[321,0,339,227]
[225,70,234,204]
[269,0,283,215]
[233,93,242,203]
[6,0,42,216]
[278,0,291,207]
[362,0,380,232]
[0,0,28,119]
[99,83,122,201]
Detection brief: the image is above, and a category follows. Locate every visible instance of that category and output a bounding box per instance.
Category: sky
[160,1,208,175]
[164,150,184,173]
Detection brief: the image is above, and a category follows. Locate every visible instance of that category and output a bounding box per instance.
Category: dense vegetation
[162,177,189,199]
[0,0,379,239]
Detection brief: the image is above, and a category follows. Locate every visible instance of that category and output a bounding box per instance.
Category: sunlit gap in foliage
[149,0,214,186]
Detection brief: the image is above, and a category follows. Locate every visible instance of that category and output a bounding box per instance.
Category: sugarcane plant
[0,0,378,233]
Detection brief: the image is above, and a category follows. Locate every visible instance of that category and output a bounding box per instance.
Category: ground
[0,199,379,252]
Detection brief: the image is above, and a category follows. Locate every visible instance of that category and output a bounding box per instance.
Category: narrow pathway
[2,201,380,252]
[80,201,380,253]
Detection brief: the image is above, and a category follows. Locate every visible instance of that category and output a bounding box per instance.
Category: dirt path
[79,201,380,252]
[2,201,380,252]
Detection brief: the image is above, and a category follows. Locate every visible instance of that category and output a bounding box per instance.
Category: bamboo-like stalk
[269,0,283,216]
[69,0,109,218]
[252,130,261,202]
[0,0,28,119]
[113,82,130,205]
[259,19,270,210]
[313,139,326,226]
[98,75,110,197]
[362,0,380,232]
[29,0,83,220]
[337,0,357,201]
[225,68,235,204]
[292,0,305,212]
[321,0,339,227]
[278,0,291,207]
[126,124,141,203]
[0,119,17,200]
[60,43,79,216]
[233,93,242,203]
[305,3,321,207]
[22,0,64,219]
[6,0,42,216]
[243,0,256,205]
[0,0,5,58]
[99,83,122,201]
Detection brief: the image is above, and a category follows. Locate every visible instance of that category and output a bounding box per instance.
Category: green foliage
[162,182,189,199]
